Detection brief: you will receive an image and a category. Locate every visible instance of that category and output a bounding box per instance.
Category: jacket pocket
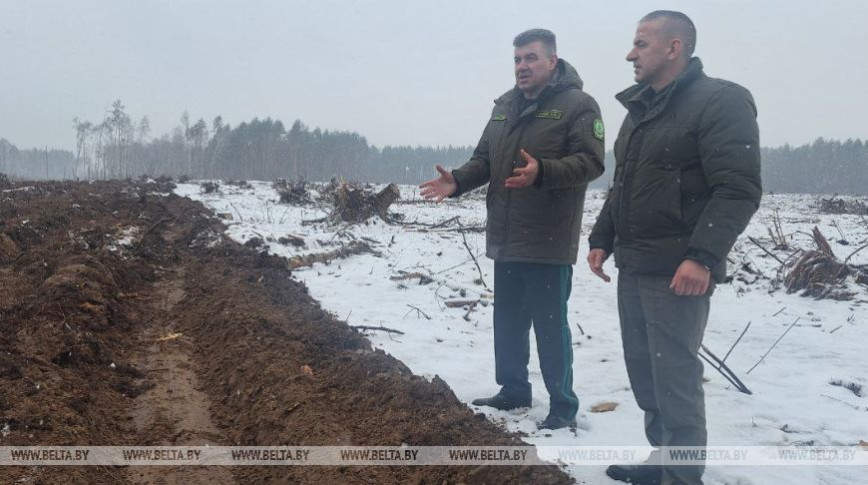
[629,165,684,238]
[657,167,683,226]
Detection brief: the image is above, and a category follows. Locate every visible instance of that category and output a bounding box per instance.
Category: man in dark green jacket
[588,11,761,485]
[421,29,605,430]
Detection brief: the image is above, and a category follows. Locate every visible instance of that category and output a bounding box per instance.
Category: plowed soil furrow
[127,271,235,484]
[0,180,572,485]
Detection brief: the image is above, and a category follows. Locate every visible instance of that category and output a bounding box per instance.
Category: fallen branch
[288,241,379,269]
[350,325,405,335]
[301,217,328,225]
[574,322,585,336]
[722,320,751,364]
[228,201,244,222]
[454,225,486,233]
[405,304,432,320]
[435,258,474,275]
[748,236,785,265]
[278,234,306,247]
[390,272,434,284]
[699,345,752,394]
[463,301,478,321]
[431,216,461,229]
[444,299,480,308]
[746,317,800,374]
[844,241,868,265]
[458,219,490,290]
[820,394,862,410]
[831,219,847,243]
[768,210,789,249]
[140,217,174,240]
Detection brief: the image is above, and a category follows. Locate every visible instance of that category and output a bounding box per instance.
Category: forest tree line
[1,100,866,194]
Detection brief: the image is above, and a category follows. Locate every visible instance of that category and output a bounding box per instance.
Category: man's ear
[549,54,559,71]
[668,39,683,60]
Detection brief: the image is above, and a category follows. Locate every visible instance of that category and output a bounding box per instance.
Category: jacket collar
[615,57,705,122]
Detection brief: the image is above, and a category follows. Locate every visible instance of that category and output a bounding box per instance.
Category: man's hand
[587,248,611,283]
[670,259,711,296]
[504,149,539,188]
[419,164,457,202]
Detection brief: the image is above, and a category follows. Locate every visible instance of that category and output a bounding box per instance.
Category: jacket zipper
[503,102,538,255]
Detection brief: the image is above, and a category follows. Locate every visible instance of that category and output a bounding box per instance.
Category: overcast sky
[2,0,866,152]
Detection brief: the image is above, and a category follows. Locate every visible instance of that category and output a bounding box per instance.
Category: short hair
[640,10,696,57]
[513,29,557,57]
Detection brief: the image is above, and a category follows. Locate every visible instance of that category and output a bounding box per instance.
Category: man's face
[626,19,674,86]
[514,41,557,98]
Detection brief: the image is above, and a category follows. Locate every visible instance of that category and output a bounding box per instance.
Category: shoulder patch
[491,114,507,121]
[535,110,563,120]
[593,118,605,141]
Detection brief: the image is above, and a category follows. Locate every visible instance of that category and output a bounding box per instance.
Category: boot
[471,392,531,411]
[537,414,577,430]
[605,463,663,484]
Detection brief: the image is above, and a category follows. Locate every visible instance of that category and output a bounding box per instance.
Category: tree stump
[373,184,400,220]
[330,183,400,223]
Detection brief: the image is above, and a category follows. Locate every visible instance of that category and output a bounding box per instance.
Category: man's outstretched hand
[419,164,457,202]
[504,149,539,189]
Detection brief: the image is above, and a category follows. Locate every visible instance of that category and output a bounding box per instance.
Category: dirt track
[0,180,571,484]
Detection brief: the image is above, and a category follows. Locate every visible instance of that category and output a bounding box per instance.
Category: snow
[176,182,868,484]
[107,226,140,252]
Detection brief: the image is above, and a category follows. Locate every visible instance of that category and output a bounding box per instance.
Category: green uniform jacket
[451,59,605,265]
[588,58,762,282]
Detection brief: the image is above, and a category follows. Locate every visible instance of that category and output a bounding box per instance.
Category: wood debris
[590,402,618,413]
[288,241,379,270]
[444,299,480,308]
[157,332,183,342]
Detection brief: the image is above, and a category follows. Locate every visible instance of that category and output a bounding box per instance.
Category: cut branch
[699,345,752,395]
[444,299,480,308]
[350,325,405,335]
[722,320,751,364]
[405,304,432,320]
[748,236,785,265]
[288,241,379,269]
[844,241,868,265]
[463,301,478,321]
[458,219,489,290]
[746,317,800,374]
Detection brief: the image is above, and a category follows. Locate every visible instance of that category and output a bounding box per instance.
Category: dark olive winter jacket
[588,58,762,282]
[451,59,605,265]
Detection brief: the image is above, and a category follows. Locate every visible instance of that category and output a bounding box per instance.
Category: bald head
[640,10,696,58]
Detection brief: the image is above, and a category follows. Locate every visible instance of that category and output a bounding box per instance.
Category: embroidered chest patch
[535,110,563,120]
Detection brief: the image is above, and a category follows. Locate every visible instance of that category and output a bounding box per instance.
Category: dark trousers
[617,272,711,485]
[492,262,579,420]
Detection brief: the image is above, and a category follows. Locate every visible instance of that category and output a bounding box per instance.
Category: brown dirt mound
[0,233,18,260]
[0,180,572,484]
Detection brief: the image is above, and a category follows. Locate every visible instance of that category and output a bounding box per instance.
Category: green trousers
[618,272,712,485]
[493,262,579,420]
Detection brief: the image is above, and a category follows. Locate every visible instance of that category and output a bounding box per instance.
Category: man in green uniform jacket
[588,11,762,485]
[421,29,604,430]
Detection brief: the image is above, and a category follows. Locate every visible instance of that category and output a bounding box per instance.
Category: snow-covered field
[176,182,868,484]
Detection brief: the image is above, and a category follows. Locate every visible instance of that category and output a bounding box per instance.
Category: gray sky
[2,0,866,152]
